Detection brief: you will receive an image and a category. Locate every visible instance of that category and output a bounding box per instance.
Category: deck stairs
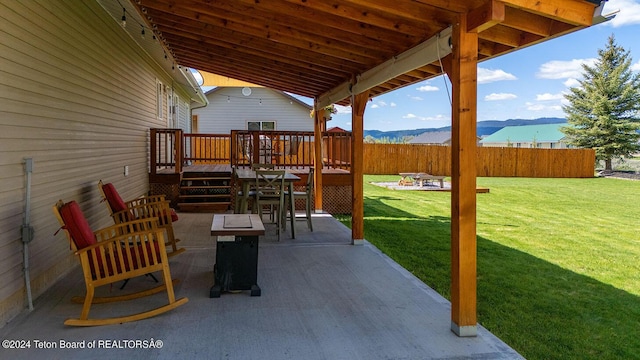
[178,170,232,212]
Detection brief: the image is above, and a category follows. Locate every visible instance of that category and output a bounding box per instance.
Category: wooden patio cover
[130,0,606,336]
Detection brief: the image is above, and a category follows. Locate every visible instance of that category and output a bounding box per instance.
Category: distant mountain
[364,117,566,139]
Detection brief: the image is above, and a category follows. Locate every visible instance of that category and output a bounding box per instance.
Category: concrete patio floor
[1,212,523,359]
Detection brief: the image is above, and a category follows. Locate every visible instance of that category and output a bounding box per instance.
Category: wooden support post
[313,99,324,212]
[351,91,369,245]
[447,14,478,337]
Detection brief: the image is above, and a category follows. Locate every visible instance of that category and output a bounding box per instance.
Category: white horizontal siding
[0,0,192,325]
[193,87,313,133]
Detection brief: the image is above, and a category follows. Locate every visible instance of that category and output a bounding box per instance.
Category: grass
[336,175,640,360]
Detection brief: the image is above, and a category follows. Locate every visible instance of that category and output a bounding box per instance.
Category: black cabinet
[210,235,261,298]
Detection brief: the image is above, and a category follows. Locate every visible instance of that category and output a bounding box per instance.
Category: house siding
[193,87,312,133]
[0,0,192,325]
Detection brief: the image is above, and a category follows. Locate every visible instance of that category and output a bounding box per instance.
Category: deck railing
[231,130,315,168]
[150,129,353,175]
[184,133,231,164]
[150,128,182,175]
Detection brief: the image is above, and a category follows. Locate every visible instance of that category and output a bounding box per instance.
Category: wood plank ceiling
[131,0,603,105]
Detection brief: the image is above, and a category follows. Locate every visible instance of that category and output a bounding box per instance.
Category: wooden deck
[151,165,352,214]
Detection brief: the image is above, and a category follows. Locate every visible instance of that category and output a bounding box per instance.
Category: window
[247,121,276,130]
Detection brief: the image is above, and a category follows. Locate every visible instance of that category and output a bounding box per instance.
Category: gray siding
[193,87,312,133]
[0,0,192,325]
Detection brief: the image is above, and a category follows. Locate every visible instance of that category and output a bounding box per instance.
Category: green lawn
[337,175,640,360]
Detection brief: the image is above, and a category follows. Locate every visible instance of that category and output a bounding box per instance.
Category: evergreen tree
[562,35,640,171]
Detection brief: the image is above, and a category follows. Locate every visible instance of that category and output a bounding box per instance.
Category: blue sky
[324,0,640,131]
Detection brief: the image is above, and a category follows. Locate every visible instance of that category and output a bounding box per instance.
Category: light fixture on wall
[241,87,252,96]
[121,8,127,28]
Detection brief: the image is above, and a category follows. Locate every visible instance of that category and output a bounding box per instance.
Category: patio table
[235,168,300,238]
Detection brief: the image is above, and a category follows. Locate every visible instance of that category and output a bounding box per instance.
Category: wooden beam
[318,27,452,108]
[501,0,597,26]
[351,91,369,245]
[447,13,478,337]
[140,3,366,71]
[501,6,555,36]
[479,23,544,48]
[467,0,505,33]
[279,0,443,36]
[341,0,455,25]
[314,100,324,212]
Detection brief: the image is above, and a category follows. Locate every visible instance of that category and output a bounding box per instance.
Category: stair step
[181,185,230,190]
[181,176,229,181]
[178,202,230,213]
[180,194,230,199]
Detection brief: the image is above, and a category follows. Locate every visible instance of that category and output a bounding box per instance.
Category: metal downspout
[22,158,34,311]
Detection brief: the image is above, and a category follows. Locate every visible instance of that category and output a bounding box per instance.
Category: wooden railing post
[314,101,324,212]
[150,129,158,176]
[174,129,183,174]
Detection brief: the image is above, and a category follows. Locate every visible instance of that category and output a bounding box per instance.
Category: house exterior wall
[192,87,312,133]
[0,0,192,326]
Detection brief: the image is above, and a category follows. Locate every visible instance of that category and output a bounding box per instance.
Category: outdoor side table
[210,214,265,298]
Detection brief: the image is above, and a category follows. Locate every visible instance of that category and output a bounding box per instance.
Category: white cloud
[401,113,449,122]
[371,104,379,109]
[408,95,423,101]
[416,85,439,92]
[334,104,352,115]
[421,114,449,122]
[537,58,596,79]
[632,60,640,72]
[477,67,517,84]
[564,78,581,87]
[525,102,562,112]
[602,0,640,27]
[536,93,564,101]
[378,101,387,106]
[390,102,397,107]
[484,93,517,101]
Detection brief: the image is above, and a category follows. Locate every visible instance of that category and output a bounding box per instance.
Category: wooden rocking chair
[53,200,188,326]
[98,180,185,257]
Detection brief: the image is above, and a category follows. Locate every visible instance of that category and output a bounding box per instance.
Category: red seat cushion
[59,201,106,275]
[102,183,128,213]
[59,201,96,250]
[170,208,179,222]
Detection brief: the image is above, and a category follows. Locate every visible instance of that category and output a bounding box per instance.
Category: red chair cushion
[59,201,96,249]
[102,183,128,213]
[170,208,179,222]
[59,201,108,276]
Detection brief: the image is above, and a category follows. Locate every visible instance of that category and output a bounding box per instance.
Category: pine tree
[562,35,640,171]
